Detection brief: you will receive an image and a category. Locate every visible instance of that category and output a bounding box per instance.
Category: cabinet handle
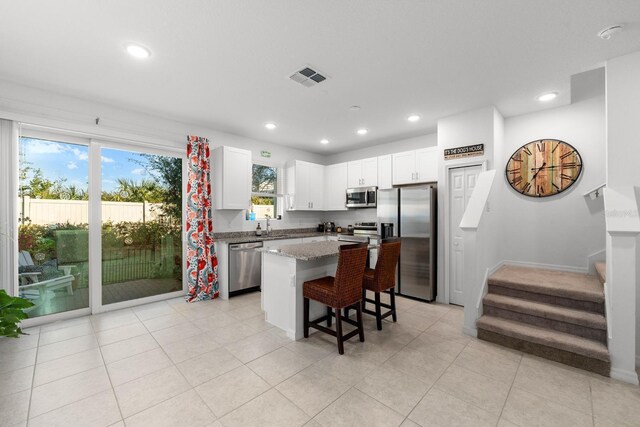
[411,173,415,180]
[311,202,313,208]
[416,172,419,180]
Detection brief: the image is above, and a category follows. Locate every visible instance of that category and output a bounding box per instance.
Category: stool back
[373,238,401,290]
[334,243,369,308]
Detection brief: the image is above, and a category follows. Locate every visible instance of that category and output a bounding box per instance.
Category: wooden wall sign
[444,143,484,160]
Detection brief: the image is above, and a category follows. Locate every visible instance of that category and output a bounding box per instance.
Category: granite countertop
[257,240,378,261]
[214,231,338,244]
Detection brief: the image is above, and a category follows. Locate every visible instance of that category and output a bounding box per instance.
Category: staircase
[477,264,610,376]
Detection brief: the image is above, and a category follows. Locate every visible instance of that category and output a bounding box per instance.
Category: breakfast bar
[258,240,353,340]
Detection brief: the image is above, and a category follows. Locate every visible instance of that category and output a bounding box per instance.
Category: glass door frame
[17,128,187,327]
[90,139,187,314]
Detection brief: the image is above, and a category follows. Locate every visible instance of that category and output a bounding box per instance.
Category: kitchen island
[258,240,353,340]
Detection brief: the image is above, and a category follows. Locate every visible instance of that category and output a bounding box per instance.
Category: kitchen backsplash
[212,207,377,233]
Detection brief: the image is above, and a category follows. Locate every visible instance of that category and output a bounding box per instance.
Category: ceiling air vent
[289,66,328,88]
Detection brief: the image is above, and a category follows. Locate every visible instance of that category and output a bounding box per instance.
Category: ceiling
[0,1,639,154]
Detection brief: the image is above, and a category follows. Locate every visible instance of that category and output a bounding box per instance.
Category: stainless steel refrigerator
[377,185,437,301]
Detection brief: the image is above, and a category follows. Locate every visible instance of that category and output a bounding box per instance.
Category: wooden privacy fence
[20,197,163,225]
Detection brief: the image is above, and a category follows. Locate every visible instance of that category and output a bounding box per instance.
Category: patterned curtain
[185,135,218,302]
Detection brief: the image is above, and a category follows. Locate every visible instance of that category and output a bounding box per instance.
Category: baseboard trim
[610,367,640,385]
[503,259,589,275]
[463,326,477,338]
[587,248,606,276]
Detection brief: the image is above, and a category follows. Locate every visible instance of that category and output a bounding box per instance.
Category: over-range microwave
[346,186,377,208]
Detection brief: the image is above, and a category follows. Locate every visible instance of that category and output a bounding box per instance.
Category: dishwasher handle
[229,242,264,251]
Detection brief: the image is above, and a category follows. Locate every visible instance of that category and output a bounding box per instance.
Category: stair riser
[483,305,607,344]
[477,328,610,377]
[488,284,604,314]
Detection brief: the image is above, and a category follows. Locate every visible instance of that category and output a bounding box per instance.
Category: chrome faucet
[264,214,271,236]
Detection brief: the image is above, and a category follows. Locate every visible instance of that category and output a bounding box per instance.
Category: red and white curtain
[185,135,218,302]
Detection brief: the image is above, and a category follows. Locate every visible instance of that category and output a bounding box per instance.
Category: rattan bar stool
[303,243,369,354]
[362,238,401,330]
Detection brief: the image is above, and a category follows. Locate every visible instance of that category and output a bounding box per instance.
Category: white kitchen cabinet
[392,148,438,185]
[213,146,252,210]
[392,151,416,185]
[347,157,377,187]
[286,160,324,211]
[415,147,438,182]
[324,163,348,211]
[377,155,392,190]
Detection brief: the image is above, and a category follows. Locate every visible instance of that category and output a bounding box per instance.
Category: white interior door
[449,165,482,306]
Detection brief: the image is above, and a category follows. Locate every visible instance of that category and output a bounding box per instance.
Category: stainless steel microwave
[346,187,377,208]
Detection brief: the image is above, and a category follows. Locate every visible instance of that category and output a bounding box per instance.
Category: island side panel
[262,252,338,340]
[293,257,338,340]
[262,252,297,338]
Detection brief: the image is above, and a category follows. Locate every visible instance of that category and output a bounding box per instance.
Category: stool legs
[335,309,344,354]
[390,290,397,322]
[326,306,332,327]
[374,292,383,331]
[356,303,364,342]
[303,297,310,338]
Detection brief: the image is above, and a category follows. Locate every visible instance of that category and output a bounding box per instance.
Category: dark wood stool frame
[359,237,401,331]
[362,288,397,330]
[302,243,368,355]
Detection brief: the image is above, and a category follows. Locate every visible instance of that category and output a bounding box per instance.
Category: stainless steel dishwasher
[228,241,263,296]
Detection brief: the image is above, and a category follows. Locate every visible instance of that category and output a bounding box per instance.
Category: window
[18,135,90,318]
[250,164,282,220]
[14,126,185,321]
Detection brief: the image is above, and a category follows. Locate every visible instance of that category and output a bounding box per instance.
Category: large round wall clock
[506,139,582,197]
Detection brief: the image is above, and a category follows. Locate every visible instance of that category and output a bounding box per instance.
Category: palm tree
[114,179,161,223]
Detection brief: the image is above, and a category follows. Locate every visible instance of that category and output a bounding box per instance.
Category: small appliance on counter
[317,223,325,232]
[324,221,335,232]
[347,224,354,234]
[380,222,394,239]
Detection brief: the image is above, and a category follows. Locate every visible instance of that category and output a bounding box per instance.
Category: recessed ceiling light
[407,115,421,122]
[357,128,368,135]
[264,122,277,130]
[125,43,151,59]
[598,25,623,40]
[537,92,558,102]
[349,106,361,111]
[320,139,329,145]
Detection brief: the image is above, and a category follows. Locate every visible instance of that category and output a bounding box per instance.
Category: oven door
[346,188,367,208]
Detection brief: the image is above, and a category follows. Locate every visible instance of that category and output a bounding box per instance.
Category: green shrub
[0,290,34,338]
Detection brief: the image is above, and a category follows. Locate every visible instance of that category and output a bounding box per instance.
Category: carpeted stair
[477,264,610,376]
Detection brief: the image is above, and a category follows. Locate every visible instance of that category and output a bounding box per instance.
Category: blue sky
[19,137,150,193]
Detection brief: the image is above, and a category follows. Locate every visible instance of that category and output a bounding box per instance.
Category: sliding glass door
[100,147,183,305]
[17,136,90,318]
[16,129,185,320]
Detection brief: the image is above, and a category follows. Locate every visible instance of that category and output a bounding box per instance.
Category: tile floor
[2,291,640,427]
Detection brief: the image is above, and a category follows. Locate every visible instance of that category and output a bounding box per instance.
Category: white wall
[496,95,606,271]
[324,133,437,164]
[0,79,327,233]
[437,106,499,302]
[605,51,640,373]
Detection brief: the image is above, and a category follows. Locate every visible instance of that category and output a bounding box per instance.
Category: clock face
[506,139,582,197]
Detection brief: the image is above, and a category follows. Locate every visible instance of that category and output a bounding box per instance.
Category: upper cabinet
[324,163,348,211]
[392,147,438,185]
[347,157,377,188]
[286,160,324,211]
[377,155,393,190]
[213,146,252,210]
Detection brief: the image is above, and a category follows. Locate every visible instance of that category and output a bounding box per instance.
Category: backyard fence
[20,197,163,225]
